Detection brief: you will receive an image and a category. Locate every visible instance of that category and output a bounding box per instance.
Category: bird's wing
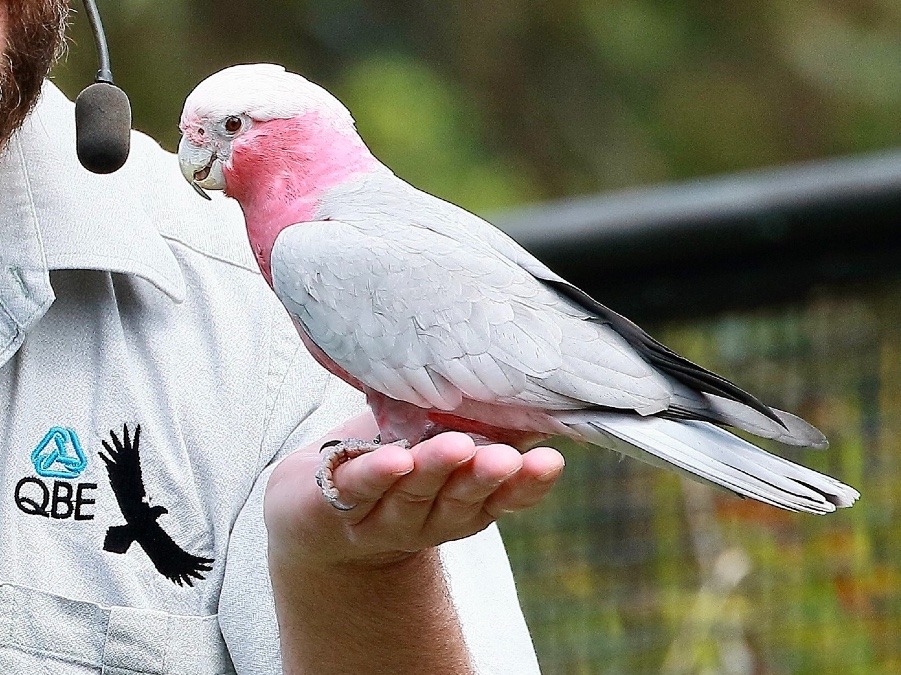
[271,219,672,414]
[446,204,785,423]
[322,173,786,423]
[468,217,834,444]
[142,519,214,587]
[99,424,147,508]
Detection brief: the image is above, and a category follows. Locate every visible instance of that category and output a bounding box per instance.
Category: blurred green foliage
[50,2,901,672]
[52,0,899,213]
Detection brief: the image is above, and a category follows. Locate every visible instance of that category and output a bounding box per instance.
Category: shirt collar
[1,81,186,300]
[0,81,186,366]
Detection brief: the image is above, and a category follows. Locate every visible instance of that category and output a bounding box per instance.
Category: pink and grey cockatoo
[178,64,859,514]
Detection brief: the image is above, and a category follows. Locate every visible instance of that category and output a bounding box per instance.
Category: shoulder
[127,129,259,274]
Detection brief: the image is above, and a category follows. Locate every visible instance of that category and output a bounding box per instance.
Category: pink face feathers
[221,112,378,284]
[179,112,207,147]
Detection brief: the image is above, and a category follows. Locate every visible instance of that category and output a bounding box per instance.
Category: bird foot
[315,438,408,511]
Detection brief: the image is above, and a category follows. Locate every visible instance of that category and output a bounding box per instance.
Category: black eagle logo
[100,424,214,587]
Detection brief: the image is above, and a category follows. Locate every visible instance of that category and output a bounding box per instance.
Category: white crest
[182,63,356,133]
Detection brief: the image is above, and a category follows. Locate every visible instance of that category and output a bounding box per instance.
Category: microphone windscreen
[75,82,132,174]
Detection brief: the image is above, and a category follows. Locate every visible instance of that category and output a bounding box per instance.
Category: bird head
[177,63,362,203]
[178,64,380,284]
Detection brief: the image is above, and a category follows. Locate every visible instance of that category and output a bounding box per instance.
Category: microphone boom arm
[82,0,114,84]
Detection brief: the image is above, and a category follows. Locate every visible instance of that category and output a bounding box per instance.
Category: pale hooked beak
[177,136,226,200]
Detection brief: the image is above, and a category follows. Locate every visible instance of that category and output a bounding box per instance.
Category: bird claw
[315,438,412,510]
[315,438,381,511]
[319,439,341,452]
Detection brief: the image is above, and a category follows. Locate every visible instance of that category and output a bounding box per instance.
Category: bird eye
[224,116,242,134]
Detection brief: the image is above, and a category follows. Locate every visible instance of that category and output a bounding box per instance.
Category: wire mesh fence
[500,279,901,674]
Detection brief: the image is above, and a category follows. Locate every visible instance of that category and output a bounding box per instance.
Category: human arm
[264,412,564,674]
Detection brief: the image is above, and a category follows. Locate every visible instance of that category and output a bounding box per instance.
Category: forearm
[270,547,474,674]
[263,413,562,673]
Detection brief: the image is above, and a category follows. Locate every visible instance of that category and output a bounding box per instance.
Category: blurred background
[53,1,900,672]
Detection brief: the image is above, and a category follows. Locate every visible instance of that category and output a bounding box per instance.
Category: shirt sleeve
[218,318,541,674]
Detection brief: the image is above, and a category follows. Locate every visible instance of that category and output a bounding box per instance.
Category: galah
[178,64,859,514]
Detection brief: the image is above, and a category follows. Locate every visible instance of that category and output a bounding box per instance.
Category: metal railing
[495,149,901,322]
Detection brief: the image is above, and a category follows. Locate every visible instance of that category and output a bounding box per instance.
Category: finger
[483,446,564,517]
[370,432,477,530]
[425,443,524,535]
[329,444,415,521]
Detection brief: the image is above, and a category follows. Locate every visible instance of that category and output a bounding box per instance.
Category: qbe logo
[15,427,97,520]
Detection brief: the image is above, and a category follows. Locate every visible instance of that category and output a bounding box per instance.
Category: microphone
[75,0,131,174]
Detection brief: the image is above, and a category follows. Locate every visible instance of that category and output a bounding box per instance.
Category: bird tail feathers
[558,411,858,514]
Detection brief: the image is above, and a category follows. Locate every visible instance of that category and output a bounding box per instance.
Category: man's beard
[0,0,68,148]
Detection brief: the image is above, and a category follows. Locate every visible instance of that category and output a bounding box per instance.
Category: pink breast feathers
[222,114,377,285]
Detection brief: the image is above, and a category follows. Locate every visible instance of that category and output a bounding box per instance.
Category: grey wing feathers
[418,192,826,446]
[423,192,793,428]
[284,170,827,447]
[462,214,784,424]
[270,219,672,413]
[669,384,829,448]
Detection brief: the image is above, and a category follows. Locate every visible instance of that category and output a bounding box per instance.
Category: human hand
[264,414,564,570]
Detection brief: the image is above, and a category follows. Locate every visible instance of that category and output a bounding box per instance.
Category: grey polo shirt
[0,82,539,674]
